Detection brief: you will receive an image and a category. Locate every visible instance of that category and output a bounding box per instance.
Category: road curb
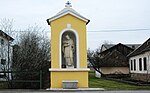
[46,88,105,92]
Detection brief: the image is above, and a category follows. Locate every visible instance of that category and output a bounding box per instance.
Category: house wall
[131,73,150,82]
[0,36,9,71]
[100,67,129,74]
[0,36,13,80]
[129,51,150,74]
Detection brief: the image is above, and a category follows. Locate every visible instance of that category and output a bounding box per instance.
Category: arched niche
[61,31,76,68]
[59,27,79,69]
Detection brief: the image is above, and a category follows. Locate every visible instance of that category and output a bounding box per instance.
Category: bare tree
[12,26,50,89]
[87,41,113,77]
[102,40,113,45]
[87,48,104,76]
[0,18,14,35]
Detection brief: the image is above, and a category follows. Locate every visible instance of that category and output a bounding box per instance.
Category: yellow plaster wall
[50,14,87,68]
[48,14,89,88]
[51,71,88,88]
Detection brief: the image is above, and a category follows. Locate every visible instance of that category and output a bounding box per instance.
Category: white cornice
[47,7,90,25]
[49,68,90,72]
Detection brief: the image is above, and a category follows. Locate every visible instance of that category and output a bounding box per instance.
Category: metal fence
[0,70,43,89]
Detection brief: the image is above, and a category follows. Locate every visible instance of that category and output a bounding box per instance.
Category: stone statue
[62,35,74,68]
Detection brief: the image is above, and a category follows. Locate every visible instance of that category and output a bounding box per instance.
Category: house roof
[102,44,115,49]
[100,50,128,67]
[101,44,140,52]
[100,43,135,55]
[128,38,150,57]
[0,30,14,41]
[124,44,141,49]
[99,43,135,67]
[47,5,90,25]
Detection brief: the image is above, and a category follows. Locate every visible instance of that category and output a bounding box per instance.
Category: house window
[139,58,142,71]
[132,45,135,49]
[1,59,6,65]
[134,59,136,71]
[130,60,133,71]
[1,39,4,45]
[143,57,147,71]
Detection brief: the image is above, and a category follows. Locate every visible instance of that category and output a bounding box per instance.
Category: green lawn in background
[89,70,150,90]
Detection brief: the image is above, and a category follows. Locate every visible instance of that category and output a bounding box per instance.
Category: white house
[0,30,14,79]
[128,38,150,82]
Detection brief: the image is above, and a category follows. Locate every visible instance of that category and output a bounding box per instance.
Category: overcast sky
[0,0,150,50]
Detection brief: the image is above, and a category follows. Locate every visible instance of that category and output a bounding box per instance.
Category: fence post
[40,70,42,89]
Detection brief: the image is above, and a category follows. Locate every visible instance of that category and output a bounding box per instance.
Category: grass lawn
[89,71,150,90]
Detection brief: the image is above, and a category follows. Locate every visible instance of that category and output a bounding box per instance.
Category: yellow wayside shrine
[47,2,90,88]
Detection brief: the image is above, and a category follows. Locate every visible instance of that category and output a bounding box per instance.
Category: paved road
[0,90,150,93]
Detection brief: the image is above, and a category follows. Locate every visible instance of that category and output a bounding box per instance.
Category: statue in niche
[62,35,75,68]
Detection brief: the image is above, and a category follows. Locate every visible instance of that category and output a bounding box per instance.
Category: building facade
[99,43,139,77]
[47,2,90,88]
[0,30,14,79]
[128,38,150,82]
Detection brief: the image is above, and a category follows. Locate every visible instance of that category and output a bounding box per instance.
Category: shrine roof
[47,3,90,25]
